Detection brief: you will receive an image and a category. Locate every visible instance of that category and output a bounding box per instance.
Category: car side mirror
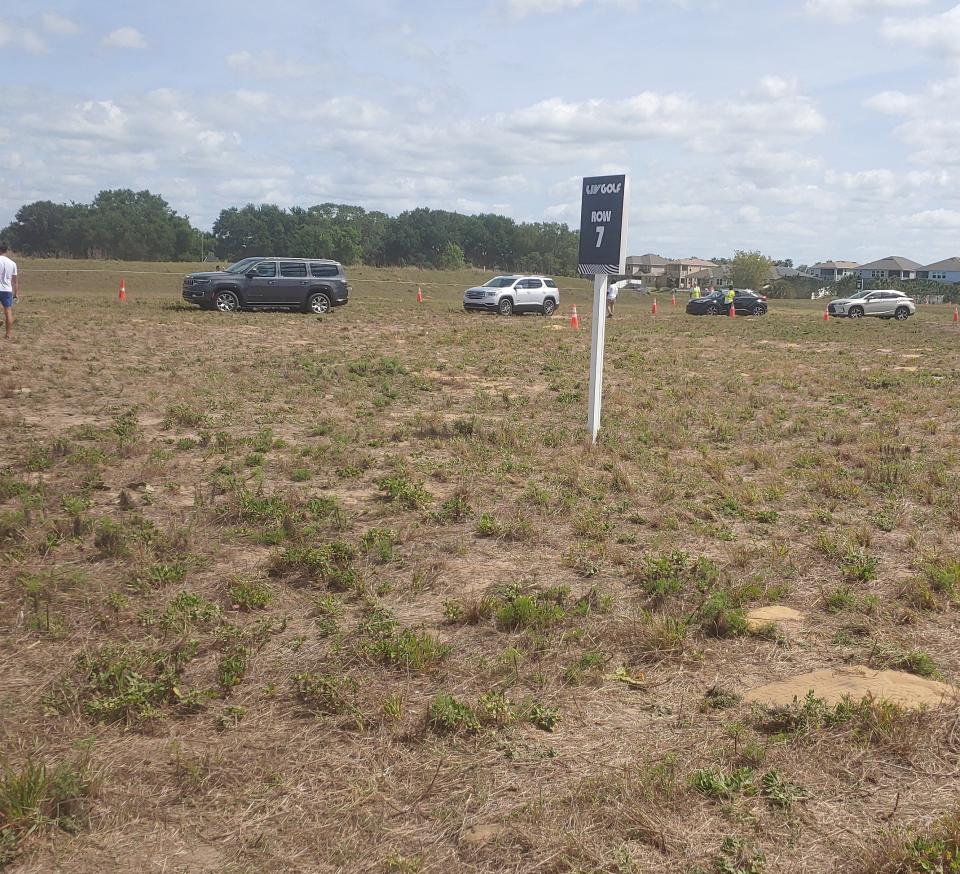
[245,270,256,279]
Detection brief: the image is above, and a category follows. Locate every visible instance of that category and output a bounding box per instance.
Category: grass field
[2,259,960,873]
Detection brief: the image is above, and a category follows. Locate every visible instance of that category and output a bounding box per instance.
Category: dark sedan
[686,290,768,316]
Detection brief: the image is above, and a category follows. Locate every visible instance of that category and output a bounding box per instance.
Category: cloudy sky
[2,0,959,263]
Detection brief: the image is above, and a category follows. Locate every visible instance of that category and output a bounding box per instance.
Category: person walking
[606,280,619,318]
[724,286,736,309]
[0,242,18,340]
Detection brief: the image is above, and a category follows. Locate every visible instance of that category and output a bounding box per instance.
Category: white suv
[463,275,560,316]
[828,289,916,321]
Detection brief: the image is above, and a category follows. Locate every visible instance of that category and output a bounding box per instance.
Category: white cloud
[41,12,80,35]
[225,51,319,78]
[902,208,960,228]
[803,0,929,22]
[102,27,147,49]
[0,22,47,53]
[881,4,960,58]
[865,76,960,168]
[506,0,675,16]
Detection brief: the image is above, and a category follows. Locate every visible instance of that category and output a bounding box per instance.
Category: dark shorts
[0,292,13,309]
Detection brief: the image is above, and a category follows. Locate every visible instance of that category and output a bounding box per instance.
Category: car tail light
[760,295,767,301]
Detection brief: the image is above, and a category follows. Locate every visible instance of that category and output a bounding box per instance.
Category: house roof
[626,253,670,266]
[857,255,924,271]
[688,266,729,280]
[671,258,718,268]
[924,257,960,271]
[811,261,859,270]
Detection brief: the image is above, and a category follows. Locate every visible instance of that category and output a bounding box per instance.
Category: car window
[311,263,339,278]
[280,261,307,278]
[527,279,543,289]
[545,279,557,288]
[254,261,277,277]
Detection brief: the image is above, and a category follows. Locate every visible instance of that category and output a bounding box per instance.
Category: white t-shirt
[606,283,619,301]
[0,255,17,293]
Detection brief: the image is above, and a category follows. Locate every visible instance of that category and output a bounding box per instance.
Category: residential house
[809,260,858,282]
[665,258,718,288]
[688,265,731,288]
[918,257,960,284]
[625,254,669,277]
[855,256,924,282]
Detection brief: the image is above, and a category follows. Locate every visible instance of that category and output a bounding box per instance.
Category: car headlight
[485,290,497,296]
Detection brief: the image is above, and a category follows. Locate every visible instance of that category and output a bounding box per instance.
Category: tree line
[1,189,581,275]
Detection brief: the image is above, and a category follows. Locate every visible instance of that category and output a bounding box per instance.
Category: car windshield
[223,258,262,274]
[482,276,517,288]
[848,289,871,299]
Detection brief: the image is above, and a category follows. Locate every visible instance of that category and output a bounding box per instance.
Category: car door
[863,292,885,316]
[878,292,898,316]
[512,279,532,310]
[244,260,278,303]
[524,278,545,311]
[277,261,310,305]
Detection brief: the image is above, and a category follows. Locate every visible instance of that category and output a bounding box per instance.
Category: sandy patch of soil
[745,666,957,709]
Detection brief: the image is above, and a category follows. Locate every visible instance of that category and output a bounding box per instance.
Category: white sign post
[577,175,629,443]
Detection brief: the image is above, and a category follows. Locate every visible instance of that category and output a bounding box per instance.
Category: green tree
[439,241,465,270]
[731,250,774,291]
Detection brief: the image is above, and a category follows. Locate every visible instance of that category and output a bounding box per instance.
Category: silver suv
[828,289,916,321]
[463,275,560,316]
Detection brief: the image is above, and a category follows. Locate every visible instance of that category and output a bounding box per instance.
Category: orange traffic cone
[954,306,959,323]
[651,298,658,315]
[728,303,735,318]
[118,278,127,302]
[823,310,830,322]
[671,292,676,307]
[570,305,580,330]
[416,287,423,303]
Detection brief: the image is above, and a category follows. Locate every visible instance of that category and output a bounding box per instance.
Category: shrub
[269,541,358,590]
[530,703,561,732]
[699,590,749,638]
[377,473,431,510]
[0,757,94,866]
[428,694,480,734]
[227,577,273,610]
[292,672,362,725]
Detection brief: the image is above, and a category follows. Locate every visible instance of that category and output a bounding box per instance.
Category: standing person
[691,283,702,299]
[606,280,619,318]
[724,286,736,308]
[0,242,18,340]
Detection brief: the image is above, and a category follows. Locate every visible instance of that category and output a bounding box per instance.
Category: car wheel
[707,304,720,315]
[752,305,765,316]
[542,298,557,317]
[894,306,910,321]
[308,292,331,315]
[215,290,240,313]
[498,298,514,316]
[848,306,864,319]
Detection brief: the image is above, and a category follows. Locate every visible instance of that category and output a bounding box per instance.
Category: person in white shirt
[0,242,18,340]
[606,280,619,318]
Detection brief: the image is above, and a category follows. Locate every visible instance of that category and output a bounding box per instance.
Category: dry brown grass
[1,259,959,872]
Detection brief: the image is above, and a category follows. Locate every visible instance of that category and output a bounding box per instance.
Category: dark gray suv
[182,257,350,314]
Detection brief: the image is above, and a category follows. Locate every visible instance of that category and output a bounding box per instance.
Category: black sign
[577,174,627,276]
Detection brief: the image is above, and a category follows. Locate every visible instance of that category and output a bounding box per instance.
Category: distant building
[810,260,859,282]
[665,258,718,289]
[688,265,730,287]
[918,257,960,283]
[855,256,924,282]
[625,254,670,279]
